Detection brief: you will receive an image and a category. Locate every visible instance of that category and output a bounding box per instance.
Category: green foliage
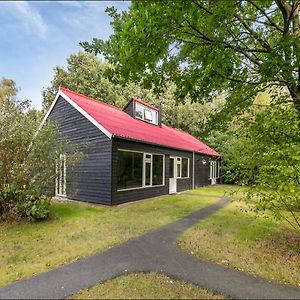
[42,52,156,109]
[23,195,50,222]
[0,186,50,222]
[43,52,222,142]
[0,78,81,222]
[81,1,300,120]
[208,104,300,229]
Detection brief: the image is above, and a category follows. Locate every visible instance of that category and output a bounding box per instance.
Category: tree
[81,0,300,121]
[43,52,220,139]
[206,102,300,230]
[0,77,18,106]
[43,52,162,110]
[0,78,80,221]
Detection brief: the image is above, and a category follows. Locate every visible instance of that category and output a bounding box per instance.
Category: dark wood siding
[111,138,193,204]
[194,153,211,187]
[123,100,134,117]
[49,96,112,205]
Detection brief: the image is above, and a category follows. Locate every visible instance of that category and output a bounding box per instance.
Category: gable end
[39,90,112,139]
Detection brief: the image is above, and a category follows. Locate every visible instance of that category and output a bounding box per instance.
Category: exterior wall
[123,100,134,117]
[194,153,211,187]
[111,138,193,205]
[49,96,112,205]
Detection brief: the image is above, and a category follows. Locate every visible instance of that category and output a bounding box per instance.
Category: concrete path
[1,195,299,299]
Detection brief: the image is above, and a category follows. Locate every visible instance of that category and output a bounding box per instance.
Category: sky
[0,1,130,109]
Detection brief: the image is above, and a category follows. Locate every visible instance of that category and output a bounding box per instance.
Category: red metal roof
[60,87,220,157]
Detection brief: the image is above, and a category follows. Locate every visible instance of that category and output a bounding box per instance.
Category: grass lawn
[72,273,224,299]
[0,194,218,287]
[178,186,300,287]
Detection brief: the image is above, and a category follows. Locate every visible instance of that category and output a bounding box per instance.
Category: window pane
[177,162,181,178]
[117,151,143,190]
[144,109,153,122]
[145,162,151,186]
[135,103,143,119]
[153,155,163,185]
[182,158,189,178]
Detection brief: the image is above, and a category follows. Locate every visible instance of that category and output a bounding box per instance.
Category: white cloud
[1,1,47,38]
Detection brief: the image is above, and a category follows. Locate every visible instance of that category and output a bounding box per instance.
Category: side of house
[42,87,221,206]
[48,95,112,205]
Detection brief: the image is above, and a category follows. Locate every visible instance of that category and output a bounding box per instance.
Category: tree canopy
[43,51,220,138]
[81,0,300,120]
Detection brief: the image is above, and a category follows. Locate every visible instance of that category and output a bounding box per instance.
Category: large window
[117,151,143,190]
[117,150,164,191]
[135,102,158,125]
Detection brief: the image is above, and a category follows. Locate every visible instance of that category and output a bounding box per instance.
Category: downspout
[192,152,195,189]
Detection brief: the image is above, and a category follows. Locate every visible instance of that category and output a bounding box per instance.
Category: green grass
[178,189,300,287]
[0,194,218,287]
[182,184,249,197]
[71,273,224,299]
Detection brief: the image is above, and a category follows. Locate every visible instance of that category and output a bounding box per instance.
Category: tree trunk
[289,86,300,115]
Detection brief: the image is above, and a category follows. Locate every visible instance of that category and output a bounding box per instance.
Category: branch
[234,13,272,51]
[191,0,213,15]
[183,19,262,66]
[246,0,284,32]
[275,0,291,35]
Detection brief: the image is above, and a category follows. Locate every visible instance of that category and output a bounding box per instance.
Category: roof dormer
[123,98,161,126]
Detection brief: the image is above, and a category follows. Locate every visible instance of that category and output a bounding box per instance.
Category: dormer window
[135,102,158,125]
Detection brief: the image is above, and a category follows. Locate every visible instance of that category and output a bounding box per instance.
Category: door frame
[169,156,177,194]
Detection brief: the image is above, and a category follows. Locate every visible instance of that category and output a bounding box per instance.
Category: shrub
[23,195,50,222]
[0,186,50,222]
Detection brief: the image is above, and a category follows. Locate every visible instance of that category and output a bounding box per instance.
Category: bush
[0,186,50,222]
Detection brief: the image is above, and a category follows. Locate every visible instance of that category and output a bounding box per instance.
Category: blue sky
[0,1,130,109]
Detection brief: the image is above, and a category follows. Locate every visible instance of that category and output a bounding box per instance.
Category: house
[41,87,221,205]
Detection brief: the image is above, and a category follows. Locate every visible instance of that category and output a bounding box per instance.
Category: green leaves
[81,0,300,115]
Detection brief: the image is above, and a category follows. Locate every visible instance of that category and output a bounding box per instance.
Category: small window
[144,109,153,122]
[182,158,189,178]
[176,157,182,178]
[135,102,144,119]
[134,101,158,125]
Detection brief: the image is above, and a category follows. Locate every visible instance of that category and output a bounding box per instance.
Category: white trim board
[37,90,112,139]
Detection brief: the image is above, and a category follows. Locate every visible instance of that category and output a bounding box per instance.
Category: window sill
[117,184,165,192]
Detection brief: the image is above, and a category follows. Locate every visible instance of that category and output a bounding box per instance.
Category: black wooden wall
[123,100,134,117]
[111,138,193,205]
[49,96,112,205]
[194,153,211,187]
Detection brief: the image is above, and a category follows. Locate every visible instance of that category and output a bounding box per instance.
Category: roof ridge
[60,87,122,111]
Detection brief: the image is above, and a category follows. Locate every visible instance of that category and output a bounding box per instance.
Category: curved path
[1,195,299,299]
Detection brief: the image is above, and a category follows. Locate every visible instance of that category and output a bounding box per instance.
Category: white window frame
[181,157,190,178]
[176,157,182,178]
[209,160,220,179]
[56,154,66,197]
[134,102,158,125]
[175,157,190,179]
[117,149,165,191]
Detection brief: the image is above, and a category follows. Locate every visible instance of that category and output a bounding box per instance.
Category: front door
[169,157,177,194]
